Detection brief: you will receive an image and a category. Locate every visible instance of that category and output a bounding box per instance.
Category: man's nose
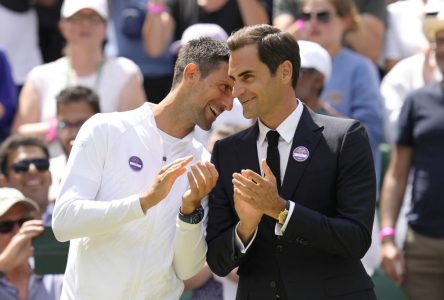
[223,95,234,111]
[232,82,244,98]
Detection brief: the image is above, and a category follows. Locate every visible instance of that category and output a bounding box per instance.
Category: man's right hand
[0,219,44,274]
[139,156,193,212]
[234,186,262,245]
[380,241,405,284]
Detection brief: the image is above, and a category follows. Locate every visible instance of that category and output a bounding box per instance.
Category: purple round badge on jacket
[293,146,309,162]
[128,156,143,171]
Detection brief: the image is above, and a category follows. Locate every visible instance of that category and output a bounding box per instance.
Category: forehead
[72,8,101,16]
[204,62,232,82]
[228,44,263,77]
[58,101,96,116]
[9,146,47,163]
[303,0,334,11]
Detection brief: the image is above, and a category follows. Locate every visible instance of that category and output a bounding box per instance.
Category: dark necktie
[266,130,281,191]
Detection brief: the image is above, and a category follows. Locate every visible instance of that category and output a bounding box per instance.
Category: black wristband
[178,205,204,224]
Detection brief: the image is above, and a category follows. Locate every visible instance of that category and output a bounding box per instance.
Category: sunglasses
[0,218,32,234]
[301,11,333,23]
[10,158,50,174]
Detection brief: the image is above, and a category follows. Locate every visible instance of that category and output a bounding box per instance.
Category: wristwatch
[278,201,290,225]
[179,205,204,224]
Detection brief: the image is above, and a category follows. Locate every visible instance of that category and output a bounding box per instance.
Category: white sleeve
[52,116,145,242]
[173,196,208,280]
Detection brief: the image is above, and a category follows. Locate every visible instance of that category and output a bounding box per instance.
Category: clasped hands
[139,156,218,214]
[233,159,287,243]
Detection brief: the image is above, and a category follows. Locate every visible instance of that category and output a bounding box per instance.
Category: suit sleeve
[206,140,247,276]
[280,121,376,259]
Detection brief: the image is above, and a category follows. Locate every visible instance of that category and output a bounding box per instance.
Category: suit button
[276,245,283,252]
[270,281,276,288]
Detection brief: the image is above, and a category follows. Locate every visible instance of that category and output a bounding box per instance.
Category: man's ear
[0,174,9,187]
[279,60,293,85]
[183,63,200,83]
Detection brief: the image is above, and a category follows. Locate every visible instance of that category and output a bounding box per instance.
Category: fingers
[260,159,276,183]
[159,155,193,174]
[186,161,218,197]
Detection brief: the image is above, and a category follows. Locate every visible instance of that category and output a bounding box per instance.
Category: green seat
[372,268,407,300]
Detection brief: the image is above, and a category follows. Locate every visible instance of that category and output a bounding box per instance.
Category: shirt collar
[258,99,304,146]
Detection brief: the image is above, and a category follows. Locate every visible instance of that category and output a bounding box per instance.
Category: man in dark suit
[206,24,377,300]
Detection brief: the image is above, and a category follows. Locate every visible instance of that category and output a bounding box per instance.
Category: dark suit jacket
[206,107,377,300]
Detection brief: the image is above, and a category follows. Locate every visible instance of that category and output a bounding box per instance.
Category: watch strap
[178,205,204,224]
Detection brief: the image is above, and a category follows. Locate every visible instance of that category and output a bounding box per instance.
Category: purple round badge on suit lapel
[129,156,143,171]
[293,146,309,162]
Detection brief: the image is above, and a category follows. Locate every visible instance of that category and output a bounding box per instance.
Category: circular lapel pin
[129,156,143,171]
[293,146,309,162]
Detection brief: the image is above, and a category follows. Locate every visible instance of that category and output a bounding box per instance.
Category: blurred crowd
[0,0,443,299]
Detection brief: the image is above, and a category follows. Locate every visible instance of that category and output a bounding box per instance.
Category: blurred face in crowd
[0,203,33,252]
[190,62,234,131]
[59,8,107,48]
[434,29,444,74]
[295,67,324,108]
[57,101,96,156]
[0,146,51,211]
[302,0,346,52]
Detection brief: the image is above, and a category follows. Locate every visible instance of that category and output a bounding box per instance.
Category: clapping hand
[139,156,193,212]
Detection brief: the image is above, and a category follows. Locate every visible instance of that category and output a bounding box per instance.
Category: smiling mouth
[209,105,221,117]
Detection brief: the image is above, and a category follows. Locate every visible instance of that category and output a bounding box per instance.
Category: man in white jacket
[52,36,234,300]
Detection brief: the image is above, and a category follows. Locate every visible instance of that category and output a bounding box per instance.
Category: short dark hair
[172,37,230,88]
[227,24,301,88]
[56,86,101,114]
[0,135,49,176]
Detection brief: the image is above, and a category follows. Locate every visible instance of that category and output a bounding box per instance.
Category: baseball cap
[61,0,108,20]
[170,23,229,54]
[0,188,39,217]
[298,40,332,81]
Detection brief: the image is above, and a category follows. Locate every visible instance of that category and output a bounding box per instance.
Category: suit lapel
[281,107,323,200]
[235,122,261,175]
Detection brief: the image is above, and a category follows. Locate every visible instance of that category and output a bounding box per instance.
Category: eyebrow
[230,70,254,81]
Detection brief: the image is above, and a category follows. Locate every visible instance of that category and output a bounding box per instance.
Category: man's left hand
[233,159,286,219]
[181,161,218,214]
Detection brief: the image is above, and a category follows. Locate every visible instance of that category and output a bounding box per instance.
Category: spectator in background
[300,0,383,186]
[12,0,145,157]
[0,187,63,300]
[382,5,443,144]
[295,40,333,114]
[0,136,53,225]
[273,0,387,64]
[379,11,444,299]
[108,0,173,103]
[48,86,100,201]
[0,49,17,144]
[382,0,441,73]
[142,0,269,58]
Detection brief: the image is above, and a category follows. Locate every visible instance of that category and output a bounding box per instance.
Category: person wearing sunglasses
[0,187,63,300]
[272,0,387,64]
[0,135,52,225]
[48,86,100,202]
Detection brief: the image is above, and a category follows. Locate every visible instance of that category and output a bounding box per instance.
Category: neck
[66,46,103,76]
[326,43,342,58]
[152,90,195,138]
[261,91,298,129]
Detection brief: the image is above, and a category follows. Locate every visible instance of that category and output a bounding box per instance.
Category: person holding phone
[0,187,63,300]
